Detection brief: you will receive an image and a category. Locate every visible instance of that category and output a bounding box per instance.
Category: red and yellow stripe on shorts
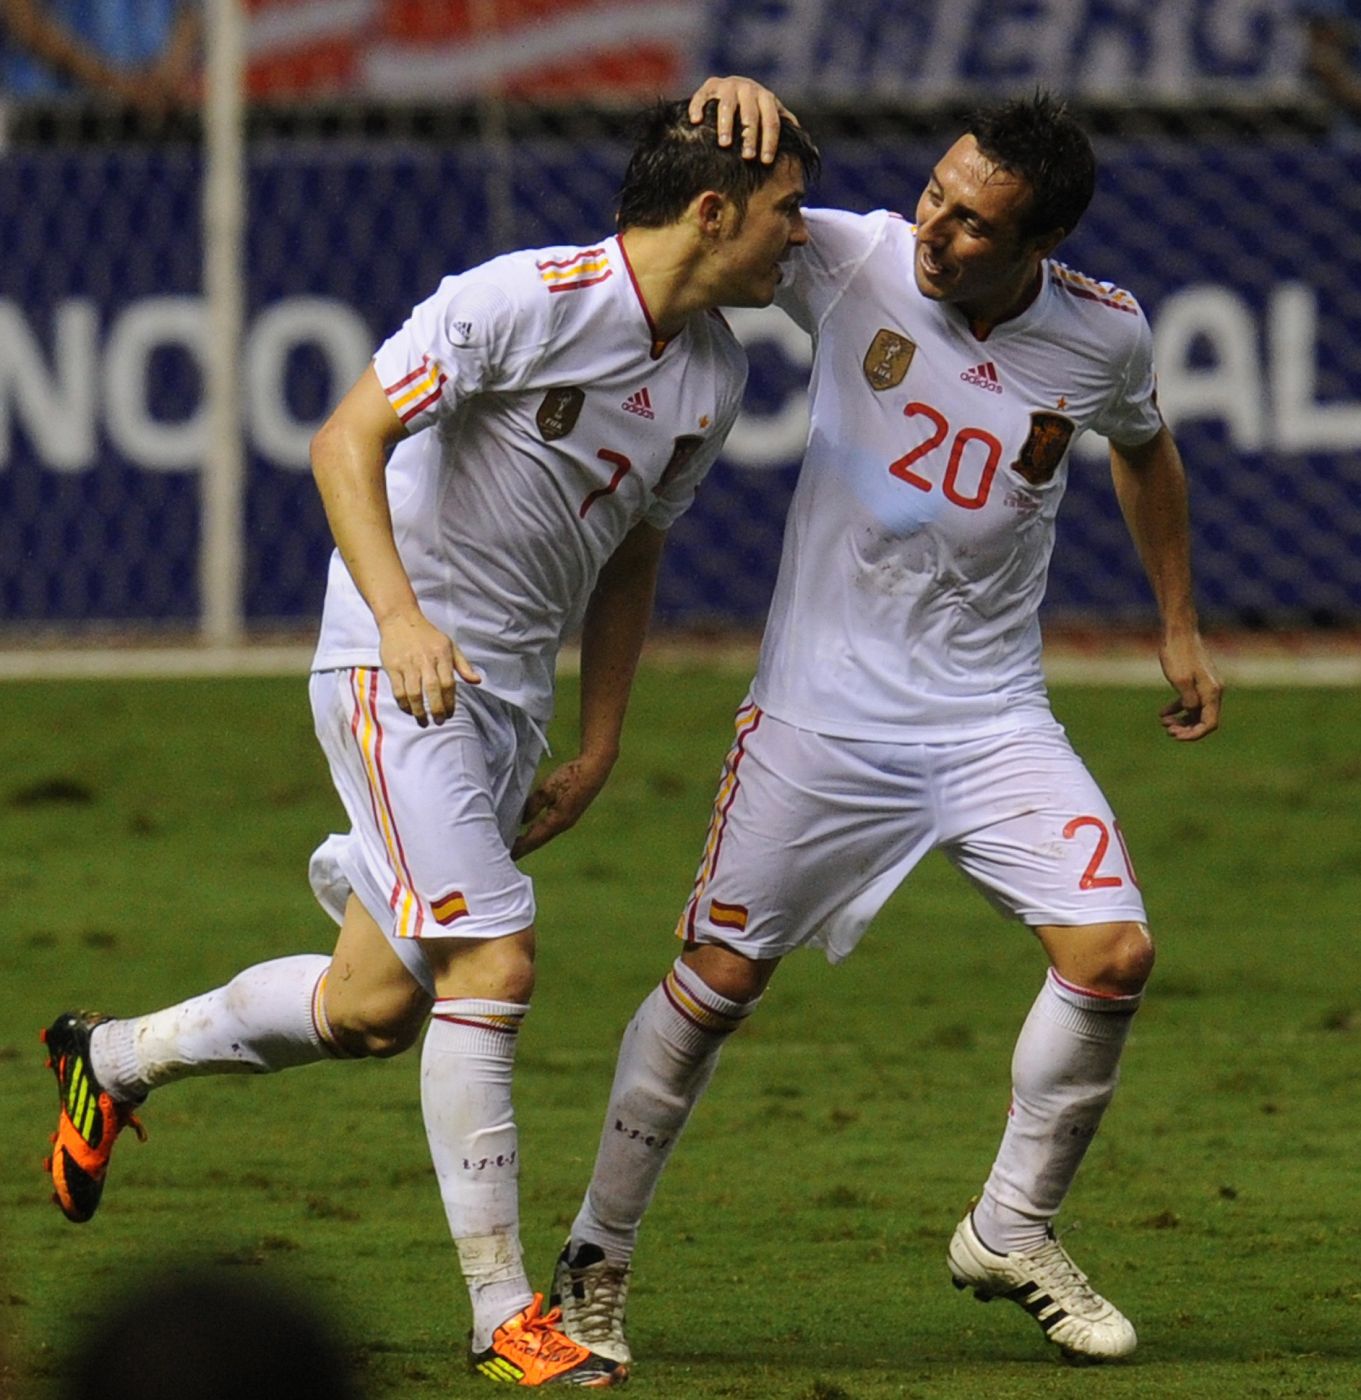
[676,700,762,942]
[349,667,426,939]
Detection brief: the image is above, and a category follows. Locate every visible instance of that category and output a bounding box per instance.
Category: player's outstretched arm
[311,366,481,727]
[687,74,799,163]
[1109,426,1223,741]
[512,522,666,858]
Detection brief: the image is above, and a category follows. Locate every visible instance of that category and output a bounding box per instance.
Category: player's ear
[695,190,728,238]
[1030,225,1066,260]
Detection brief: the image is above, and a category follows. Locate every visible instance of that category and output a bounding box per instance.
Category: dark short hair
[616,99,820,232]
[966,91,1096,241]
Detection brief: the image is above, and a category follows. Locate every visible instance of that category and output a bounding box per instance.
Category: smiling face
[709,155,809,308]
[913,134,1061,329]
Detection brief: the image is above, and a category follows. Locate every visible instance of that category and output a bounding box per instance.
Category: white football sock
[570,958,757,1264]
[421,998,534,1351]
[972,968,1141,1254]
[89,954,339,1101]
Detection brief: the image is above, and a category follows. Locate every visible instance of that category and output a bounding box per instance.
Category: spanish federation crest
[655,434,705,496]
[1012,411,1076,485]
[535,386,585,441]
[862,328,916,391]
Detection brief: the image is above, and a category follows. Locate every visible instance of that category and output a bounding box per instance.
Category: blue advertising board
[2,132,1359,630]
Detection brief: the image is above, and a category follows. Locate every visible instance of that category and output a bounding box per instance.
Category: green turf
[2,668,1358,1398]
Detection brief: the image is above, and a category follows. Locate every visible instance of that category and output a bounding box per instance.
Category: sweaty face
[713,156,809,308]
[913,135,1049,326]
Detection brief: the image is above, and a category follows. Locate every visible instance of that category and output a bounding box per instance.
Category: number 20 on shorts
[1064,815,1140,891]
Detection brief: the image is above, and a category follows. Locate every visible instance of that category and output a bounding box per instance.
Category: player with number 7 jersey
[313,238,745,727]
[38,99,821,1391]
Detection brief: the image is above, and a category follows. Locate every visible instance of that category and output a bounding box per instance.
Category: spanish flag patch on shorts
[708,899,749,931]
[431,889,470,925]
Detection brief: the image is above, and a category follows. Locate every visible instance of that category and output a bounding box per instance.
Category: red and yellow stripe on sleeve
[537,248,612,294]
[385,354,447,424]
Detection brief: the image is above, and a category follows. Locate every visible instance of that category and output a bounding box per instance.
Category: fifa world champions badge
[536,386,586,441]
[862,328,917,391]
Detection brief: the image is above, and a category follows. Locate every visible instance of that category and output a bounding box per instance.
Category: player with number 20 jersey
[555,85,1223,1374]
[758,206,1161,741]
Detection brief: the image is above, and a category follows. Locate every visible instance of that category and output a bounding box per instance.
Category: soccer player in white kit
[551,82,1223,1367]
[39,100,819,1388]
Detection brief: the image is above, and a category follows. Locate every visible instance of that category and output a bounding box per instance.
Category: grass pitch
[1,664,1359,1398]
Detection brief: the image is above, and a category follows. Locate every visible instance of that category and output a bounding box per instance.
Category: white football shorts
[677,698,1148,964]
[308,667,543,991]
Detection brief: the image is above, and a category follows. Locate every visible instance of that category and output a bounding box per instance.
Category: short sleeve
[774,208,889,334]
[1090,308,1163,447]
[371,274,519,434]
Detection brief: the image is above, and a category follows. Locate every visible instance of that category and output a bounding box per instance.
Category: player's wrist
[374,600,428,630]
[1158,615,1201,643]
[576,742,620,776]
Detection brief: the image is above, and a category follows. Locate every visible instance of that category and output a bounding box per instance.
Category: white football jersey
[754,207,1162,742]
[312,236,748,723]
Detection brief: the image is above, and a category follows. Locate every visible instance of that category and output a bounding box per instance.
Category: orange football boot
[42,1012,145,1223]
[470,1294,627,1387]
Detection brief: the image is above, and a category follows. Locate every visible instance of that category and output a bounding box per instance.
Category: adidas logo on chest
[960,361,1003,393]
[621,386,655,419]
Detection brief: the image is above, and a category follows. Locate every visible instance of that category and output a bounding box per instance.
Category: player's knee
[1096,922,1156,996]
[1042,920,1154,998]
[357,1023,421,1058]
[426,930,537,1005]
[487,954,536,1006]
[328,991,429,1058]
[681,941,776,1006]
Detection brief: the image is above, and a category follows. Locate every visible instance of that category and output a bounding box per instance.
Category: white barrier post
[201,0,247,646]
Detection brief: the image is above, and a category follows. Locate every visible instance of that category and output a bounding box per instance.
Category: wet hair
[966,90,1096,241]
[616,99,820,232]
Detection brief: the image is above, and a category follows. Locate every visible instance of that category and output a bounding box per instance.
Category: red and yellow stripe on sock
[661,964,746,1037]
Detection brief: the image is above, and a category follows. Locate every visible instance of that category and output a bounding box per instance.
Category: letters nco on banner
[1,139,1358,627]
